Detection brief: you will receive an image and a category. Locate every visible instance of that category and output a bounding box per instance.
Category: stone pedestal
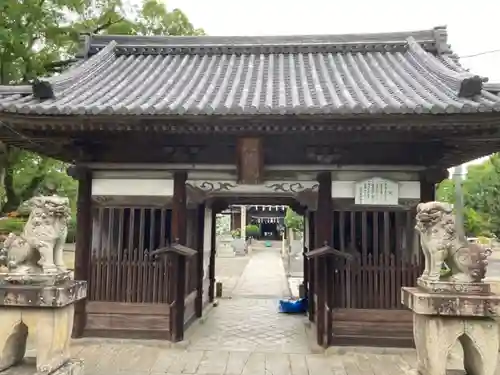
[231,238,247,256]
[402,286,500,375]
[0,280,87,375]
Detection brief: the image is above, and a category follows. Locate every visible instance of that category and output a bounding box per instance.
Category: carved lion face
[415,201,454,232]
[27,195,71,219]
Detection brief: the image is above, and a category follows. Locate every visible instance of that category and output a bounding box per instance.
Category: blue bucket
[278,298,308,314]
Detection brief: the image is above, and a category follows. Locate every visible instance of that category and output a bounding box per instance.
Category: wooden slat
[328,208,423,311]
[88,206,173,305]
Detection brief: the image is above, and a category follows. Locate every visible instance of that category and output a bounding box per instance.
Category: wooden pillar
[172,172,188,244]
[307,211,315,322]
[71,167,92,338]
[420,168,448,203]
[170,171,188,342]
[195,203,206,317]
[208,208,217,302]
[302,212,309,296]
[315,172,333,347]
[316,172,333,246]
[420,181,435,202]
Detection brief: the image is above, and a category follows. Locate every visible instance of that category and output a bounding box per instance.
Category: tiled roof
[1,26,500,116]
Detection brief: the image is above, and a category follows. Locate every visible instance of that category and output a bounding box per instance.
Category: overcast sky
[168,0,500,82]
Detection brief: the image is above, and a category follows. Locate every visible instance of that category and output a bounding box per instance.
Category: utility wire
[460,49,500,59]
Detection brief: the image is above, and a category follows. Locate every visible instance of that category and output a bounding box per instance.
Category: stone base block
[417,278,491,295]
[413,313,498,375]
[0,271,73,287]
[401,287,500,316]
[0,280,86,308]
[1,358,84,375]
[0,304,75,373]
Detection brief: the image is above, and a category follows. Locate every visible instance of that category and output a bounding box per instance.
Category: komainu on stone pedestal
[415,201,490,284]
[0,194,86,375]
[0,195,71,283]
[402,201,500,375]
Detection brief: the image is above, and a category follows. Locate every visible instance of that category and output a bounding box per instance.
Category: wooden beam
[236,137,263,184]
[72,168,92,338]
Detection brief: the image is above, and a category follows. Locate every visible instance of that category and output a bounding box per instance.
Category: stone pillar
[240,205,247,240]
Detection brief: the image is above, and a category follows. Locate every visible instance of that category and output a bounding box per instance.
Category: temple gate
[0,26,499,347]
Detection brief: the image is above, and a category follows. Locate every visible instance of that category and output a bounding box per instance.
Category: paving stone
[241,352,266,375]
[289,354,309,375]
[225,351,251,374]
[215,254,250,297]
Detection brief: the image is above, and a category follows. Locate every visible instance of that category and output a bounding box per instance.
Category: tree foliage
[0,0,203,214]
[284,207,304,233]
[436,154,500,237]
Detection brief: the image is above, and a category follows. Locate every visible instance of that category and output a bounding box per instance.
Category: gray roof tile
[1,27,500,116]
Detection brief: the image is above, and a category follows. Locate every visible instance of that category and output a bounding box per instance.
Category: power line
[460,49,500,59]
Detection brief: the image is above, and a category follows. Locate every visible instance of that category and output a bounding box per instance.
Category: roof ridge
[0,41,117,98]
[407,36,486,97]
[82,27,446,57]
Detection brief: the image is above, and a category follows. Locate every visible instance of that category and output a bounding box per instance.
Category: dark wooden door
[329,208,421,347]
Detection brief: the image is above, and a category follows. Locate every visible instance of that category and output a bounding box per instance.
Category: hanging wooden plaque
[236,137,263,184]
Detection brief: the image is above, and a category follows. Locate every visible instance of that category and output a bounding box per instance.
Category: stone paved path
[71,340,424,375]
[231,247,290,298]
[215,255,250,297]
[65,245,480,374]
[186,247,309,353]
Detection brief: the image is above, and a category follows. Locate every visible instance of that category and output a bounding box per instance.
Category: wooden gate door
[86,206,174,339]
[329,208,422,347]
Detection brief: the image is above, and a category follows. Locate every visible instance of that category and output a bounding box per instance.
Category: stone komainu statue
[0,195,71,274]
[415,201,490,283]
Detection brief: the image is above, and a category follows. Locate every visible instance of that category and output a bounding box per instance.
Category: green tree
[435,178,455,203]
[0,0,203,214]
[463,155,500,237]
[436,155,500,237]
[284,207,304,233]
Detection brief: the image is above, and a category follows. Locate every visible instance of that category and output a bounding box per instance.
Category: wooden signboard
[236,137,263,185]
[354,177,399,206]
